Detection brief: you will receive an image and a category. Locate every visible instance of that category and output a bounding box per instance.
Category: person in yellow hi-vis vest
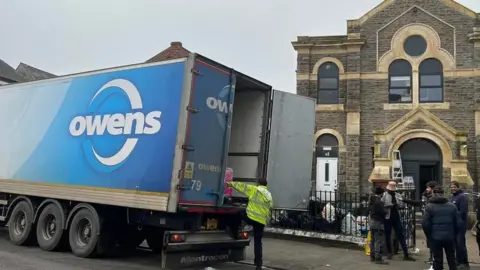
[226,179,273,270]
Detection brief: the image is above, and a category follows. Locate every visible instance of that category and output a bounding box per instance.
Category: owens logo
[205,85,234,129]
[69,79,162,172]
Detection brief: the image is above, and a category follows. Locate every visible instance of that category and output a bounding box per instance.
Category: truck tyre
[8,200,35,246]
[36,203,65,251]
[69,208,101,258]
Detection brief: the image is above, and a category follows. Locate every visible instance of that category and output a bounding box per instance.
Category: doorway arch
[315,134,339,200]
[398,138,442,199]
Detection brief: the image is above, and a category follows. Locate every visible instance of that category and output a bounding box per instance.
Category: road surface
[0,227,450,270]
[0,228,261,270]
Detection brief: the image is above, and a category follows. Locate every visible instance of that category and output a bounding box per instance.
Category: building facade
[294,0,480,194]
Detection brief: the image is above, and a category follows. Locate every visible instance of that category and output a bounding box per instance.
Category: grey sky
[2,0,479,93]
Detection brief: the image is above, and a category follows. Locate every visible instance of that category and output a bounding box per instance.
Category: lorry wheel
[69,208,101,258]
[8,201,35,246]
[36,203,65,251]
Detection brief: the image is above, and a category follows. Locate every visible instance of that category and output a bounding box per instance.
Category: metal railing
[269,190,416,247]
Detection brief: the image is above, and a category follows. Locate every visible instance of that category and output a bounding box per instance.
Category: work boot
[387,253,393,260]
[403,255,416,261]
[255,266,262,270]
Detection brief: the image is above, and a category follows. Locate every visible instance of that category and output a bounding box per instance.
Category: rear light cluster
[169,234,187,243]
[237,231,249,239]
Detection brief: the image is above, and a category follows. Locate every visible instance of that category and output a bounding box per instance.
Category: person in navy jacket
[450,181,469,268]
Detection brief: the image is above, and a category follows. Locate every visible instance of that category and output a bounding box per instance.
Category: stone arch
[378,23,455,72]
[387,129,452,167]
[312,57,345,75]
[314,129,345,152]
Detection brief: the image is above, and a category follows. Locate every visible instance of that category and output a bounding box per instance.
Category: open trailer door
[265,90,315,209]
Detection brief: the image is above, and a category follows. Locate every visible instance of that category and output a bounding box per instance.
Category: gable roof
[146,41,190,63]
[0,59,26,83]
[347,0,478,27]
[16,62,56,81]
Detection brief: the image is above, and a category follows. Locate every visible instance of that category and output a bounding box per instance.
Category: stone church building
[294,0,480,195]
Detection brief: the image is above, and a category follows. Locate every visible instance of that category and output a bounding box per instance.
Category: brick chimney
[146,41,190,63]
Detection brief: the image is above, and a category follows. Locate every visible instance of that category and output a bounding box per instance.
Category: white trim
[0,180,168,211]
[167,54,196,213]
[0,58,188,91]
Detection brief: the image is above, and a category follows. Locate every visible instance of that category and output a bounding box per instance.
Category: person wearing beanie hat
[450,181,469,268]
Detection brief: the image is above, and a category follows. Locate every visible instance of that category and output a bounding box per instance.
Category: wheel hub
[76,218,92,247]
[13,211,27,236]
[43,215,57,240]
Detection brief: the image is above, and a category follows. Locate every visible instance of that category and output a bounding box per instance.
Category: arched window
[419,58,443,103]
[316,134,339,148]
[317,62,339,104]
[389,59,412,103]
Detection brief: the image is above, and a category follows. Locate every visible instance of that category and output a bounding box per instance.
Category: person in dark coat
[369,187,388,264]
[475,196,480,257]
[422,186,463,270]
[450,181,469,268]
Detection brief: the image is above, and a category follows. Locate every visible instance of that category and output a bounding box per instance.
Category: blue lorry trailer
[0,53,315,268]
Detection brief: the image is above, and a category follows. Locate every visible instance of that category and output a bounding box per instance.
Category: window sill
[418,102,450,110]
[316,104,344,111]
[383,102,450,110]
[383,103,413,110]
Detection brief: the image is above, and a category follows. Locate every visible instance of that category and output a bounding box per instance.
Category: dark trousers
[229,211,265,267]
[370,229,385,261]
[430,239,456,270]
[476,228,480,253]
[455,229,469,265]
[384,217,408,255]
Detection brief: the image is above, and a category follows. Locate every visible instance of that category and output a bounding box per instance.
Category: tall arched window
[419,58,443,103]
[389,59,412,103]
[317,62,339,104]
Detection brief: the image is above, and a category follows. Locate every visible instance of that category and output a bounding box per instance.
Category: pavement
[0,227,432,270]
[415,228,480,265]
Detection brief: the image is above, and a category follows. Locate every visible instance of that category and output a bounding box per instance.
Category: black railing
[269,190,416,247]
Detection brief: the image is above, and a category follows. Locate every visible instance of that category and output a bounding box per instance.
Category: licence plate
[206,218,218,230]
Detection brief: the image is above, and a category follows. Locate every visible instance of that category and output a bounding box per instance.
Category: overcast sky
[1,0,479,93]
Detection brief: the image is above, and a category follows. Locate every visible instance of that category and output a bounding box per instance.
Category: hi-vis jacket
[227,181,273,225]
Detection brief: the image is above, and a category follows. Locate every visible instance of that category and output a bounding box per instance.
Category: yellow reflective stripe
[250,190,271,209]
[246,209,267,222]
[250,198,271,209]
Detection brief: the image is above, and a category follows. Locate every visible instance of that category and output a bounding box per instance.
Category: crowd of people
[368,180,470,270]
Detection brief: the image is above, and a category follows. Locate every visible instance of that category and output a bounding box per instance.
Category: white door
[316,158,338,201]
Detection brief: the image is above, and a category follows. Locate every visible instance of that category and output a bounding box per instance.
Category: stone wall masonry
[297,80,309,97]
[296,53,348,74]
[358,0,476,72]
[377,7,454,59]
[345,135,361,192]
[346,52,361,73]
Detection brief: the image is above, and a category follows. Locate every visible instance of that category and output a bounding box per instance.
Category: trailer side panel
[0,61,186,210]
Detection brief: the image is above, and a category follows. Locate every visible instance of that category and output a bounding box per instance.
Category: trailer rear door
[178,58,235,206]
[265,90,315,209]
